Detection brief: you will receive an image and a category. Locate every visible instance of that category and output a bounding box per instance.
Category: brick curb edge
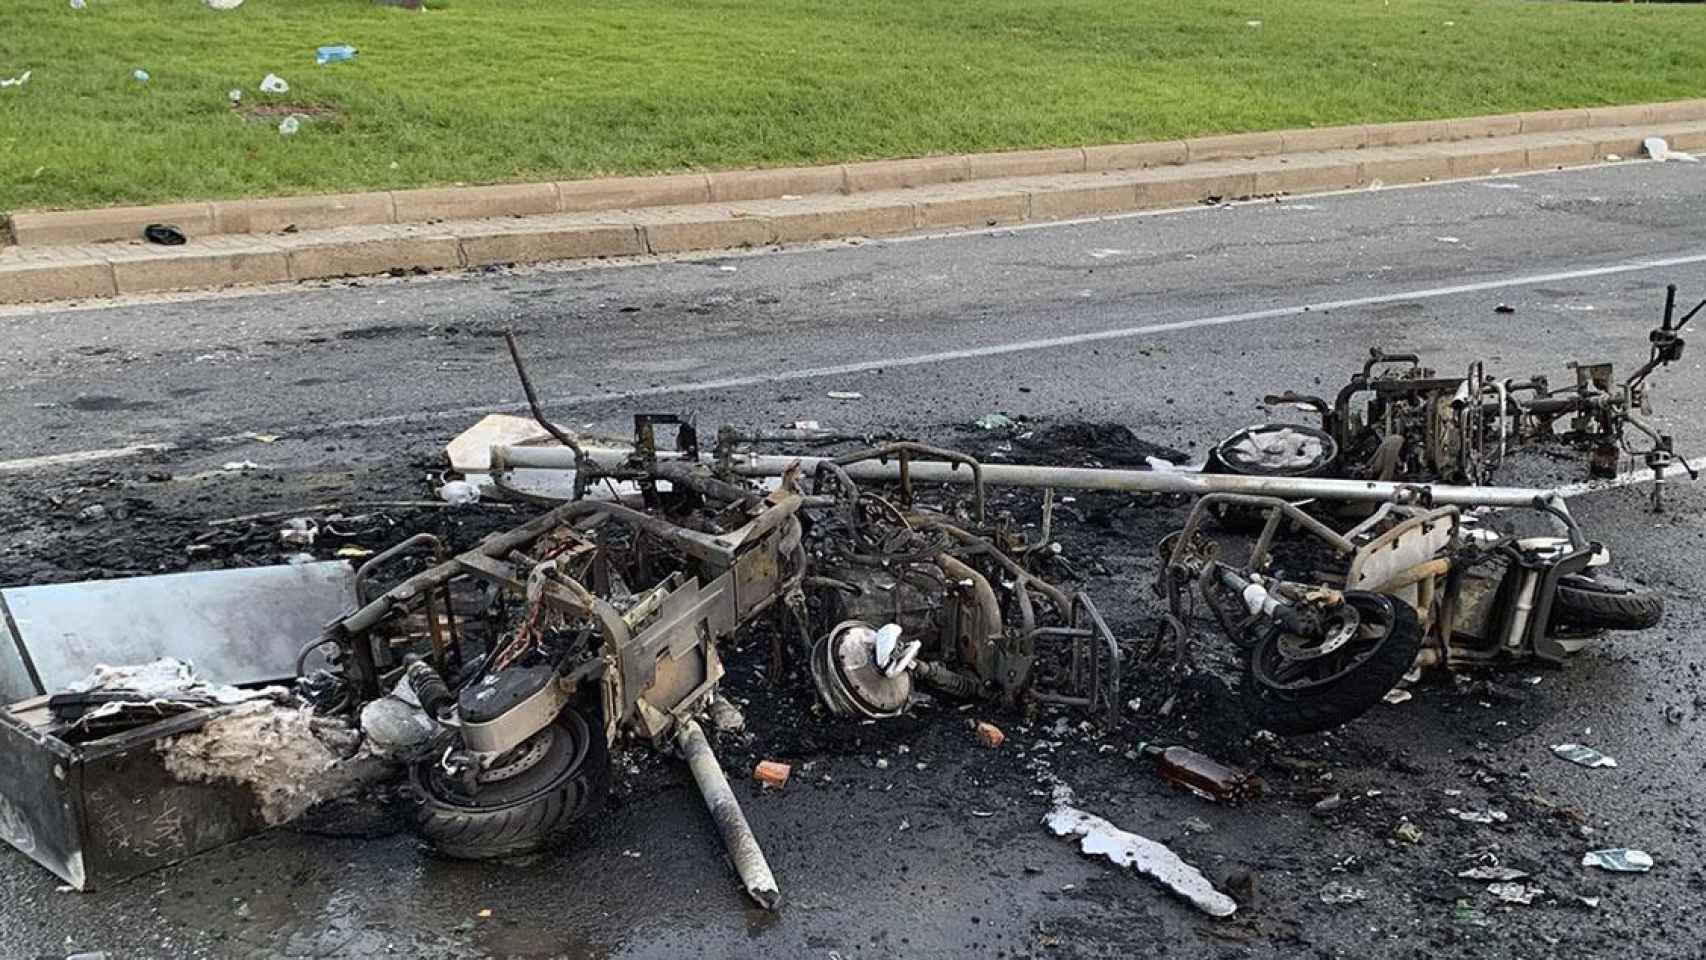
[8,100,1702,248]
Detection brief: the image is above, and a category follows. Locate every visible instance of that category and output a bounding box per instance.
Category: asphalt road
[2,160,1706,959]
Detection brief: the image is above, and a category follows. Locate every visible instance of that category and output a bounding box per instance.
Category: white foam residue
[1044,804,1237,917]
[160,701,392,825]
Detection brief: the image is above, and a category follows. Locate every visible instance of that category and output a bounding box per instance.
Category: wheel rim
[478,727,556,783]
[420,710,592,810]
[1215,424,1337,477]
[1252,594,1398,693]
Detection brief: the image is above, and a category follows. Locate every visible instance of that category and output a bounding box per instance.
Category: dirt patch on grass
[237,102,344,124]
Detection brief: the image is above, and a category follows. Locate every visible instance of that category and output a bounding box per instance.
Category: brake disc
[1276,604,1363,661]
[478,726,556,783]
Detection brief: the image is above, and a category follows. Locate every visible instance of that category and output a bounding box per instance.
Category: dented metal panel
[0,562,357,700]
[0,706,272,891]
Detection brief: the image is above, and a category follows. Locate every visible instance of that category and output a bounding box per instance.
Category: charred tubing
[333,500,606,636]
[498,444,1577,517]
[935,553,1003,671]
[676,718,781,910]
[503,331,584,463]
[912,660,985,699]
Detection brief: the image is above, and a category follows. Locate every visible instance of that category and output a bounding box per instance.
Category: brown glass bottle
[1137,742,1263,803]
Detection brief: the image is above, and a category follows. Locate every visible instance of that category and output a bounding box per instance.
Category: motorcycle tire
[1549,573,1663,632]
[1242,591,1423,736]
[409,708,609,860]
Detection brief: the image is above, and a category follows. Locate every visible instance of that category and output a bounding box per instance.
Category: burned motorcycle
[1206,284,1697,509]
[302,341,1117,908]
[1156,493,1662,734]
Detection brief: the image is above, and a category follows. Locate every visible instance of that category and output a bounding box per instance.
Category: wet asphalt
[3,160,1706,958]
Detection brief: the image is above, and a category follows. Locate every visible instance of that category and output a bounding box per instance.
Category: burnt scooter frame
[1240,284,1697,506]
[313,337,1122,908]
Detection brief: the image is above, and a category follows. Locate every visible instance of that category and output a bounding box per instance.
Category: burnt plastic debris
[1136,742,1263,803]
[143,223,186,246]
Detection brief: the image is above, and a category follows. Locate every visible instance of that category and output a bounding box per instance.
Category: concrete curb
[4,118,1705,306]
[10,99,1706,249]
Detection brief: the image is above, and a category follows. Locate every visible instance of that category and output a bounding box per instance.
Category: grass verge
[4,0,1706,213]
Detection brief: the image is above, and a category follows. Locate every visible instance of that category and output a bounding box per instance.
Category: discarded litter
[1393,820,1422,844]
[1494,304,1516,315]
[1643,136,1698,163]
[278,115,302,137]
[204,0,244,8]
[259,73,289,94]
[1552,743,1617,769]
[227,88,242,104]
[438,479,480,505]
[1382,688,1412,705]
[974,413,1016,431]
[1045,804,1237,917]
[1581,848,1653,873]
[0,70,31,89]
[1487,881,1542,905]
[1458,865,1529,881]
[754,760,791,789]
[144,223,186,246]
[974,720,1005,749]
[825,391,863,401]
[220,460,260,471]
[277,518,318,547]
[132,69,150,83]
[1452,898,1489,927]
[1449,808,1509,825]
[1137,742,1262,803]
[1312,794,1344,816]
[70,0,86,8]
[1318,881,1369,905]
[315,44,358,66]
[1435,236,1462,244]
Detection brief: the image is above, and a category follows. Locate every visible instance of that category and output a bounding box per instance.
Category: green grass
[4,0,1706,213]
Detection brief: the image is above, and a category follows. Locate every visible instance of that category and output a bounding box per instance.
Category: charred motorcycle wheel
[1205,423,1338,530]
[1241,591,1422,736]
[1549,573,1664,632]
[1211,423,1339,478]
[408,708,609,859]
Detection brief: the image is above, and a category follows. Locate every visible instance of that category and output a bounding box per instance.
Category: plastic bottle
[316,45,357,65]
[1135,742,1263,803]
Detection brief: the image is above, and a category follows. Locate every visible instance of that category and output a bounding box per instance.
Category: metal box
[0,701,269,890]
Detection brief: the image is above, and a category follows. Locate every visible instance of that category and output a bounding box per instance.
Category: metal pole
[493,443,1572,515]
[675,718,781,911]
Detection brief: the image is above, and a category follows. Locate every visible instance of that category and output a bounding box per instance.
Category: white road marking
[0,443,172,474]
[10,248,1706,473]
[1555,455,1706,498]
[284,247,1706,438]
